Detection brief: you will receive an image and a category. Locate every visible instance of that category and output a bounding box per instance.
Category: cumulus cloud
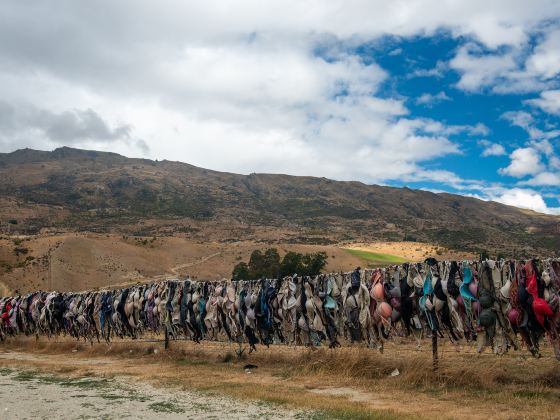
[415,91,451,107]
[498,109,559,196]
[0,0,558,200]
[525,28,560,79]
[530,138,555,156]
[520,171,560,186]
[41,109,130,143]
[450,43,518,92]
[478,140,506,157]
[499,147,545,177]
[408,60,447,78]
[550,155,560,170]
[488,188,560,214]
[458,183,560,215]
[0,101,145,154]
[450,25,560,93]
[501,110,534,130]
[500,110,560,141]
[0,0,496,185]
[526,89,560,115]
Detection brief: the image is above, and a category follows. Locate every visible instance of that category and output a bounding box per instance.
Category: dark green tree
[306,251,328,276]
[263,248,281,278]
[234,248,329,280]
[248,250,265,278]
[280,251,303,277]
[479,249,490,261]
[232,262,250,281]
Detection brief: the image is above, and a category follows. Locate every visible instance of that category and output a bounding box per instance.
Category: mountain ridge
[1,147,559,256]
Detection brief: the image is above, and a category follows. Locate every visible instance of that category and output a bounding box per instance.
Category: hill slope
[1,147,559,255]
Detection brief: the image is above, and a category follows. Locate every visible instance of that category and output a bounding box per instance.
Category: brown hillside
[0,233,473,294]
[0,147,558,257]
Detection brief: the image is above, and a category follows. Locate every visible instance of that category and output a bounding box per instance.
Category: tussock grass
[1,336,559,419]
[7,337,560,390]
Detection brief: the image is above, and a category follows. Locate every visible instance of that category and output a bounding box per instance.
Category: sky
[0,1,559,214]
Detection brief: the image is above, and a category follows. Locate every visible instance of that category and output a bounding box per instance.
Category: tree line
[232,248,328,281]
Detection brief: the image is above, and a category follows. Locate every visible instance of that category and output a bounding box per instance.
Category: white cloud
[450,25,560,93]
[488,188,560,214]
[526,89,560,115]
[463,122,490,136]
[415,91,451,106]
[501,110,534,130]
[452,182,560,215]
[550,155,560,170]
[501,110,560,141]
[0,44,469,183]
[450,43,517,91]
[0,0,559,191]
[409,60,447,78]
[498,110,559,189]
[499,147,545,177]
[530,138,555,156]
[479,140,506,156]
[520,171,560,186]
[415,120,489,137]
[525,28,560,79]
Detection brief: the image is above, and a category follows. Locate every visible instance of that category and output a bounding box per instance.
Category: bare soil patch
[0,366,309,419]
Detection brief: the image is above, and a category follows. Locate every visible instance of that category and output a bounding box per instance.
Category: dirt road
[0,361,310,420]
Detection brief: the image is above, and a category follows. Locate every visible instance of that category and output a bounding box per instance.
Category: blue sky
[0,1,559,213]
[364,33,560,210]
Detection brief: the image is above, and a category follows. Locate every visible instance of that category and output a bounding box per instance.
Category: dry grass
[0,232,475,294]
[0,337,558,419]
[0,233,370,293]
[346,242,474,262]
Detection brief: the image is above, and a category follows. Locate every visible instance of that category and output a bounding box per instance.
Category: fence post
[432,330,438,372]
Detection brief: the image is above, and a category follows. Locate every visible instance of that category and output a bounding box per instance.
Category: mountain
[1,147,559,256]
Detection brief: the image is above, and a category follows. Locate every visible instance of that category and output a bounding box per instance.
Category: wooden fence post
[432,330,438,372]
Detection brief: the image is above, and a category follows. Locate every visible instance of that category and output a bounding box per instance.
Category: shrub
[14,246,29,256]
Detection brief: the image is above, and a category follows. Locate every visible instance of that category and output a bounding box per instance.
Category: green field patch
[342,249,406,267]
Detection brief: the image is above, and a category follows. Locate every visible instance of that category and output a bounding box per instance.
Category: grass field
[1,337,558,419]
[342,248,407,266]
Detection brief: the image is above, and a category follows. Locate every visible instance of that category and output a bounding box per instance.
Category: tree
[306,251,328,276]
[479,249,490,261]
[279,251,303,277]
[248,250,265,278]
[232,262,250,281]
[233,248,329,280]
[263,248,281,278]
[279,251,327,277]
